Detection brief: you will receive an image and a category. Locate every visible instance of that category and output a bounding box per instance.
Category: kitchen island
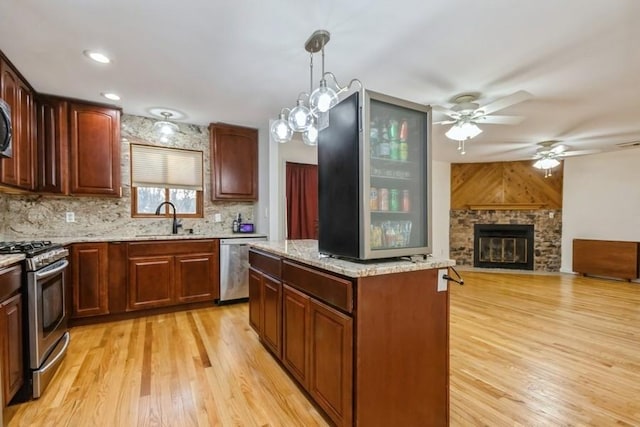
[248,240,455,427]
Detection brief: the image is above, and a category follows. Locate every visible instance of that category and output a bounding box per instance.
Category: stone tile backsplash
[0,114,256,239]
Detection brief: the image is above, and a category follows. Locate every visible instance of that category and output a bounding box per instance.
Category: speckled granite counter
[39,233,266,246]
[0,254,25,268]
[250,239,455,278]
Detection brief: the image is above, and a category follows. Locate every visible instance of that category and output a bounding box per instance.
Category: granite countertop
[250,240,455,278]
[0,254,25,268]
[44,233,267,245]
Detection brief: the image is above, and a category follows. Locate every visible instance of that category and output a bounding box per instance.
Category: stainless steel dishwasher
[219,236,267,303]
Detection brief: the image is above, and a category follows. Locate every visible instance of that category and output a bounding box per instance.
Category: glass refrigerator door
[365,91,431,258]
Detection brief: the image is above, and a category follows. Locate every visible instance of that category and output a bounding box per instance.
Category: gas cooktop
[0,241,62,257]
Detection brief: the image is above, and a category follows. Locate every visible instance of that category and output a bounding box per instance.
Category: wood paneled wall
[451,160,563,209]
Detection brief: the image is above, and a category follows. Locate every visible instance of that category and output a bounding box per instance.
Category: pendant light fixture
[153,112,179,143]
[270,29,361,146]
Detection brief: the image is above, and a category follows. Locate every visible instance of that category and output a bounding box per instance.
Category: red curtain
[286,162,318,239]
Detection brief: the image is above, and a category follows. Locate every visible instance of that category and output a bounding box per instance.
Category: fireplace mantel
[467,203,547,210]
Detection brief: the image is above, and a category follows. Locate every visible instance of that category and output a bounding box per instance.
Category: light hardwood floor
[5,272,640,426]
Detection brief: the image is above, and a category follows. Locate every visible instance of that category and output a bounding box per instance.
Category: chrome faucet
[155,201,182,234]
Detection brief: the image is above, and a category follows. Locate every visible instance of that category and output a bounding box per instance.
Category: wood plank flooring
[4,272,640,426]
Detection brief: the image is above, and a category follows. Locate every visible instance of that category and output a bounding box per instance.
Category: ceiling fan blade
[478,90,532,115]
[433,119,457,125]
[431,105,459,119]
[474,115,525,125]
[562,149,601,157]
[550,144,569,154]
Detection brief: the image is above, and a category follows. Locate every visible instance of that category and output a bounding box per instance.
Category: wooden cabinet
[126,240,219,312]
[0,264,24,405]
[261,274,282,358]
[282,285,310,388]
[70,242,109,318]
[175,253,219,303]
[248,250,282,358]
[248,267,262,333]
[309,299,353,427]
[573,239,640,281]
[36,95,68,193]
[69,102,121,196]
[209,123,258,201]
[0,57,35,190]
[251,249,449,427]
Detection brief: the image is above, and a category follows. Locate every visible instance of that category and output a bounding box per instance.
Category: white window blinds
[131,144,203,190]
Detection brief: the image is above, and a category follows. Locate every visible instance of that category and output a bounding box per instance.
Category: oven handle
[35,259,69,280]
[39,332,70,374]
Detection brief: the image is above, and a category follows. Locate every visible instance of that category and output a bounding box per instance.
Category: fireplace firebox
[474,224,534,270]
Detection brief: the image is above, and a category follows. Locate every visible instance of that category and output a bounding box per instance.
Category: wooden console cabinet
[249,247,449,427]
[573,239,640,281]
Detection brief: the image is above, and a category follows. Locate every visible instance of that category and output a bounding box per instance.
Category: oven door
[27,259,69,369]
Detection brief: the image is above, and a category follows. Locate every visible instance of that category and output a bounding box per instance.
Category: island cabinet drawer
[249,249,281,279]
[127,240,217,257]
[282,260,353,314]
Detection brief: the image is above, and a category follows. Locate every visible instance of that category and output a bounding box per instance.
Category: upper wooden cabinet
[0,57,36,191]
[209,123,258,201]
[69,102,121,196]
[36,96,68,193]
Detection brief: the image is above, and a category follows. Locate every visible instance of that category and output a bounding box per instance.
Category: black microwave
[0,98,12,158]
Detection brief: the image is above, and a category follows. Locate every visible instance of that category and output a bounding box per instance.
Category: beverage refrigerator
[318,89,432,260]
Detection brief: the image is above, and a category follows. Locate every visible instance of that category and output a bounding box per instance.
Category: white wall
[431,160,451,259]
[267,127,317,241]
[561,147,640,272]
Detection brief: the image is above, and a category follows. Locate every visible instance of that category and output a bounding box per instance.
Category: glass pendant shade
[303,122,318,146]
[288,99,313,131]
[310,79,338,115]
[445,121,482,141]
[271,113,293,143]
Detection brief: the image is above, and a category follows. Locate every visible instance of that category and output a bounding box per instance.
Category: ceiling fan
[532,140,595,177]
[433,90,532,140]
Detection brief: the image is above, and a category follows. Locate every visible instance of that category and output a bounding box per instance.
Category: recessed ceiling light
[83,50,111,64]
[101,92,120,101]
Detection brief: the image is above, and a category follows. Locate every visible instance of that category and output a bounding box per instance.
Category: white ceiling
[1,0,639,163]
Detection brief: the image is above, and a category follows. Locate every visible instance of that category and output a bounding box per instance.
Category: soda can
[379,188,389,211]
[402,189,410,212]
[390,189,399,211]
[370,187,379,211]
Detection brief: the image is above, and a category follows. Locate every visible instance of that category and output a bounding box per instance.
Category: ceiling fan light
[533,157,560,170]
[445,122,482,141]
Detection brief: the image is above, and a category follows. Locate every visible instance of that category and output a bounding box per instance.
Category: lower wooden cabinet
[128,255,174,310]
[248,267,262,333]
[261,274,282,358]
[282,285,310,387]
[126,240,219,312]
[70,242,109,318]
[1,293,23,404]
[308,299,353,427]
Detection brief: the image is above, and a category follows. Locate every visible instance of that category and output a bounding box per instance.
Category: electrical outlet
[65,212,75,223]
[437,268,448,292]
[214,213,222,223]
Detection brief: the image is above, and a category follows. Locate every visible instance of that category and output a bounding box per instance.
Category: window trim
[131,187,204,218]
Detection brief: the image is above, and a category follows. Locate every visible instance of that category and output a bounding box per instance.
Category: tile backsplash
[0,114,256,239]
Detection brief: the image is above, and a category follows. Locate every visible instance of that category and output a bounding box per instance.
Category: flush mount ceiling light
[153,112,179,143]
[270,29,361,146]
[83,50,111,64]
[101,92,120,101]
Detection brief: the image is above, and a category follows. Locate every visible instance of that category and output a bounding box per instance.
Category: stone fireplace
[450,209,562,272]
[474,224,534,270]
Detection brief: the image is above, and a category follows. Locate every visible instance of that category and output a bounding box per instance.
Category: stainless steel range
[0,241,70,399]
